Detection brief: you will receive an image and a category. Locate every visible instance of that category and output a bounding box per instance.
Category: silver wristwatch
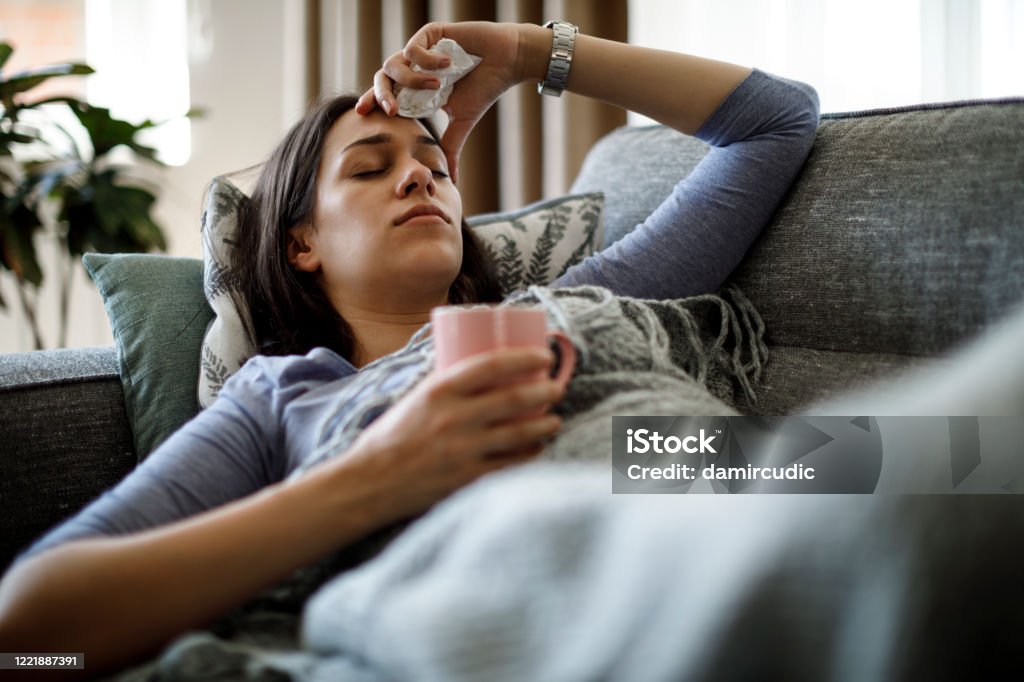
[537,20,578,97]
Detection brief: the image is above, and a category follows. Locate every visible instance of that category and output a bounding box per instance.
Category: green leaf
[0,202,44,286]
[0,63,94,99]
[62,199,102,255]
[0,43,13,71]
[525,210,567,286]
[68,102,162,162]
[495,233,524,293]
[14,94,86,110]
[556,198,602,279]
[0,130,36,145]
[90,174,166,253]
[525,228,555,285]
[0,128,39,156]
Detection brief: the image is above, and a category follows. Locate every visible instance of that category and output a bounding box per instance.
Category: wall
[0,0,308,352]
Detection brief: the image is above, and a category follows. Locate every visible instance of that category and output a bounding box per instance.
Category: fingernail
[384,100,394,115]
[438,58,451,68]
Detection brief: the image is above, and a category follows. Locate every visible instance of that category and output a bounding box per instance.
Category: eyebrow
[341,133,440,154]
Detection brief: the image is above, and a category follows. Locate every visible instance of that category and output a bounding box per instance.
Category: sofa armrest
[0,346,136,572]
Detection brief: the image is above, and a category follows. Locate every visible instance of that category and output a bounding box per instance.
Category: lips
[394,203,452,226]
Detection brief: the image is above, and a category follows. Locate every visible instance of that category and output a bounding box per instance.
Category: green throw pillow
[83,253,213,460]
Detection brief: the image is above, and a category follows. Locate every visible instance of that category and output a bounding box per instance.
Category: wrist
[517,23,554,84]
[321,439,420,525]
[295,445,407,541]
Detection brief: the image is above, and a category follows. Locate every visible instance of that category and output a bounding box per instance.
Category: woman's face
[290,109,464,313]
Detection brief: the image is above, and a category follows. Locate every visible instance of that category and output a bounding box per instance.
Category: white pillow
[197,176,604,407]
[199,178,256,407]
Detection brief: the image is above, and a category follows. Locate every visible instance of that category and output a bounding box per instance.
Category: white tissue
[396,38,481,133]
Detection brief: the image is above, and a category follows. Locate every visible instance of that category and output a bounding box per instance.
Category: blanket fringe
[512,284,769,409]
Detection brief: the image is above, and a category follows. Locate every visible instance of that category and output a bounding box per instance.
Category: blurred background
[0,0,1022,352]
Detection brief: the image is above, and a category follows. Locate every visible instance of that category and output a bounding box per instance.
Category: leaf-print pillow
[198,177,604,407]
[467,192,604,296]
[198,177,256,408]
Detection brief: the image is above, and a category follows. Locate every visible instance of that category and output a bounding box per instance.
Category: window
[84,0,191,165]
[629,0,1024,121]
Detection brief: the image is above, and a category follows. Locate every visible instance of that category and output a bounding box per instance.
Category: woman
[0,20,818,677]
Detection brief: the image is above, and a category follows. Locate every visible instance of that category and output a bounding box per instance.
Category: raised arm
[554,68,820,298]
[357,21,753,181]
[520,26,753,135]
[358,21,819,299]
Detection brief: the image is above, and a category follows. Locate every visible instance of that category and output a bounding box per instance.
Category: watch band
[537,20,578,97]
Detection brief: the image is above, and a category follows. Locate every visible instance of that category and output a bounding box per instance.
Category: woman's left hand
[356,21,531,183]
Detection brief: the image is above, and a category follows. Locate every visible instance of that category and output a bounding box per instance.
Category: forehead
[324,109,436,157]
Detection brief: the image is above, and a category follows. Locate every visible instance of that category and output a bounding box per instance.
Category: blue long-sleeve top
[16,68,819,564]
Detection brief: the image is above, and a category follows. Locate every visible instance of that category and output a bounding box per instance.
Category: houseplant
[0,41,169,349]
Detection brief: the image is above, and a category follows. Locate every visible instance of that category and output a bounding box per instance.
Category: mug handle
[546,331,577,389]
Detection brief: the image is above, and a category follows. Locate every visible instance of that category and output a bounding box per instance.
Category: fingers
[383,57,443,91]
[403,22,450,68]
[355,87,378,115]
[399,43,448,72]
[480,444,546,471]
[403,42,452,71]
[468,379,565,425]
[372,67,397,116]
[357,49,444,119]
[438,100,482,185]
[480,413,563,458]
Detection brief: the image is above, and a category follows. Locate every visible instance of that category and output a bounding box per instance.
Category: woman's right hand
[338,346,565,520]
[355,21,541,183]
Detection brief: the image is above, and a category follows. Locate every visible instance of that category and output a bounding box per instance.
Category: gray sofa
[2,96,1023,573]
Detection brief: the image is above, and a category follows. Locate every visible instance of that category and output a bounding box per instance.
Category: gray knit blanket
[297,283,766,478]
[105,284,770,682]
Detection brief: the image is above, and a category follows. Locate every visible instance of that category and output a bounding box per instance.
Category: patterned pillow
[198,178,257,406]
[466,192,604,296]
[197,177,604,407]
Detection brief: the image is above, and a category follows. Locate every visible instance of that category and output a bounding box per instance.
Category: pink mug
[431,305,576,405]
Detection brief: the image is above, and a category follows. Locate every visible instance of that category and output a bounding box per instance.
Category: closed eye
[351,167,448,179]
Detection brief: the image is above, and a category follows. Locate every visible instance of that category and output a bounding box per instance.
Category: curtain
[312,0,628,215]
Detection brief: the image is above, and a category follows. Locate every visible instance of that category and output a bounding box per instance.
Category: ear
[287,224,321,273]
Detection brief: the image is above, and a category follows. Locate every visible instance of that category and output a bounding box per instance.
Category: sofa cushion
[572,99,1024,408]
[0,347,136,570]
[83,253,214,459]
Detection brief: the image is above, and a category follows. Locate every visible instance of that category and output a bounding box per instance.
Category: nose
[395,158,435,198]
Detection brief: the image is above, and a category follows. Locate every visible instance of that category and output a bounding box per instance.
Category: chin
[397,253,461,294]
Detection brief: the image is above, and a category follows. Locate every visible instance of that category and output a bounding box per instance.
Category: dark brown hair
[232,94,501,359]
